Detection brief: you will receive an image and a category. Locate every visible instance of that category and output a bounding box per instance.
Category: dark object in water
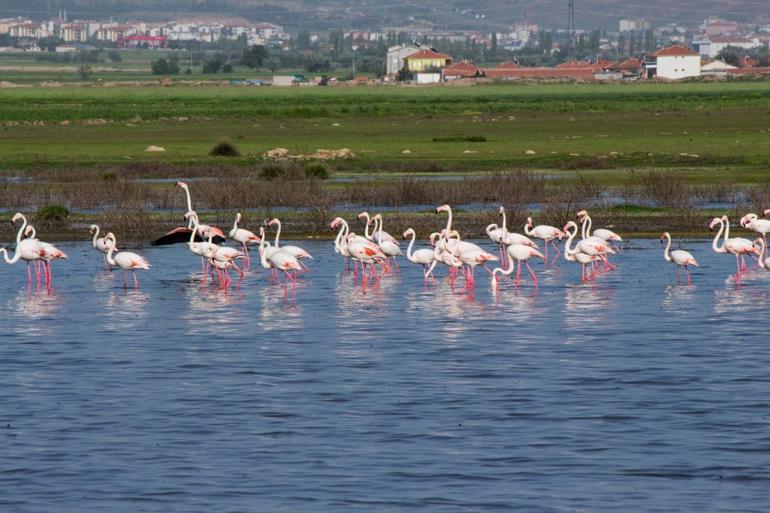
[153,227,226,246]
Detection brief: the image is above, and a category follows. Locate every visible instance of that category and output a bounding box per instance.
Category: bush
[304,163,330,179]
[36,205,70,222]
[259,163,284,180]
[222,63,234,73]
[208,140,240,157]
[151,58,180,75]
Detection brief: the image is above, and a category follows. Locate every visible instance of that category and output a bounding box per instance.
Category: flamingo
[371,214,401,272]
[436,205,497,289]
[564,219,616,274]
[23,225,68,286]
[562,221,600,283]
[185,211,219,276]
[358,211,397,244]
[258,229,303,290]
[103,233,150,288]
[491,244,545,290]
[660,231,698,285]
[524,216,565,267]
[90,224,115,267]
[403,228,436,284]
[153,181,225,245]
[1,213,46,285]
[267,218,313,270]
[346,232,387,289]
[741,213,770,247]
[577,210,622,247]
[229,213,260,265]
[331,217,358,271]
[430,231,464,287]
[709,215,759,283]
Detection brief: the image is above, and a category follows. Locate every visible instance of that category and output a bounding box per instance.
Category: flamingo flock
[3,180,770,293]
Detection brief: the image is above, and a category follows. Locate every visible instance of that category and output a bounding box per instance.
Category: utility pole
[567,0,575,59]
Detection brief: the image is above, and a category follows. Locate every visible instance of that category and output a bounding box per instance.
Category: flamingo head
[184,211,197,222]
[268,218,279,227]
[176,181,188,189]
[89,224,98,234]
[659,232,668,243]
[721,215,729,223]
[576,209,587,220]
[437,204,450,214]
[498,206,505,216]
[402,228,414,239]
[429,233,439,246]
[236,212,242,222]
[563,220,577,233]
[357,211,369,221]
[741,213,757,227]
[105,232,116,243]
[708,217,721,231]
[526,216,533,227]
[764,208,770,217]
[11,212,24,225]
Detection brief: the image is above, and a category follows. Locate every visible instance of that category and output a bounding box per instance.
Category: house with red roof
[652,44,701,80]
[442,61,485,80]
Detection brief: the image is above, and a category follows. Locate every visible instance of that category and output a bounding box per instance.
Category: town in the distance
[1,12,769,83]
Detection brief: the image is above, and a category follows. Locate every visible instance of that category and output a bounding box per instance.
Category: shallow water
[2,238,770,512]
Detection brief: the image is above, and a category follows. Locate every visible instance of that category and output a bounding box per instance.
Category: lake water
[2,238,769,512]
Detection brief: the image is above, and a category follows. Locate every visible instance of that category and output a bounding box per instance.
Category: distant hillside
[2,0,767,30]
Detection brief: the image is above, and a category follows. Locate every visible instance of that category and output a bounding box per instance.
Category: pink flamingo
[524,216,565,267]
[90,224,115,268]
[709,215,759,283]
[563,221,600,282]
[754,237,770,270]
[491,244,545,290]
[153,181,225,245]
[345,233,387,289]
[103,233,150,288]
[24,225,68,287]
[267,218,313,271]
[741,213,770,247]
[577,210,622,251]
[258,231,303,290]
[660,231,698,285]
[229,213,260,266]
[371,214,401,272]
[1,213,46,285]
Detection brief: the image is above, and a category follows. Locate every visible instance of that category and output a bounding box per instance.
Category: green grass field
[1,81,770,182]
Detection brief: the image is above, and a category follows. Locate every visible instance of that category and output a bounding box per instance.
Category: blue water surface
[1,238,769,512]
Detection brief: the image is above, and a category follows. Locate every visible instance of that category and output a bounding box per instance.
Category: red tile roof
[443,61,484,77]
[653,44,699,57]
[405,49,452,60]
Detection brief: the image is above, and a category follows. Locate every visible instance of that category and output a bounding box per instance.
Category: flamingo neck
[581,215,592,239]
[232,214,240,232]
[405,231,416,261]
[106,246,117,266]
[524,219,532,236]
[500,208,506,234]
[375,217,383,244]
[273,220,282,248]
[564,224,578,257]
[14,214,27,247]
[0,247,19,264]
[722,218,730,242]
[758,239,767,269]
[360,213,371,239]
[91,226,99,247]
[188,216,199,245]
[712,220,725,253]
[663,234,672,262]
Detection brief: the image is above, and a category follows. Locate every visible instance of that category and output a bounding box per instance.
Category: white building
[386,44,420,75]
[696,36,762,58]
[653,44,701,80]
[619,18,649,33]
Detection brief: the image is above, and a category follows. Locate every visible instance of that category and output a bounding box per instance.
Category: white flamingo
[660,231,698,285]
[709,215,759,283]
[229,213,260,265]
[267,218,313,270]
[403,228,436,284]
[103,233,150,288]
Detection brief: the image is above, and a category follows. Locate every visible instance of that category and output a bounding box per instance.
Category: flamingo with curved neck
[563,221,598,282]
[1,213,47,285]
[660,231,698,285]
[267,218,313,271]
[709,215,758,283]
[403,228,436,285]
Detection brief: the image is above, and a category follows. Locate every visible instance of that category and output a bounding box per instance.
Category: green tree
[108,50,122,63]
[295,31,311,50]
[490,31,498,59]
[241,44,267,68]
[202,56,224,74]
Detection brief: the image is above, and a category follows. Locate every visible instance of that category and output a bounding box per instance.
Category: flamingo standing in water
[24,225,68,286]
[229,213,260,266]
[371,214,401,272]
[1,213,46,285]
[564,219,615,276]
[90,224,115,267]
[563,221,600,283]
[709,215,759,283]
[258,229,303,290]
[660,232,698,285]
[403,228,436,284]
[346,233,387,289]
[491,244,545,290]
[436,205,497,290]
[185,211,219,277]
[577,210,622,248]
[103,233,150,288]
[495,206,537,268]
[153,181,225,245]
[524,216,564,267]
[267,218,313,271]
